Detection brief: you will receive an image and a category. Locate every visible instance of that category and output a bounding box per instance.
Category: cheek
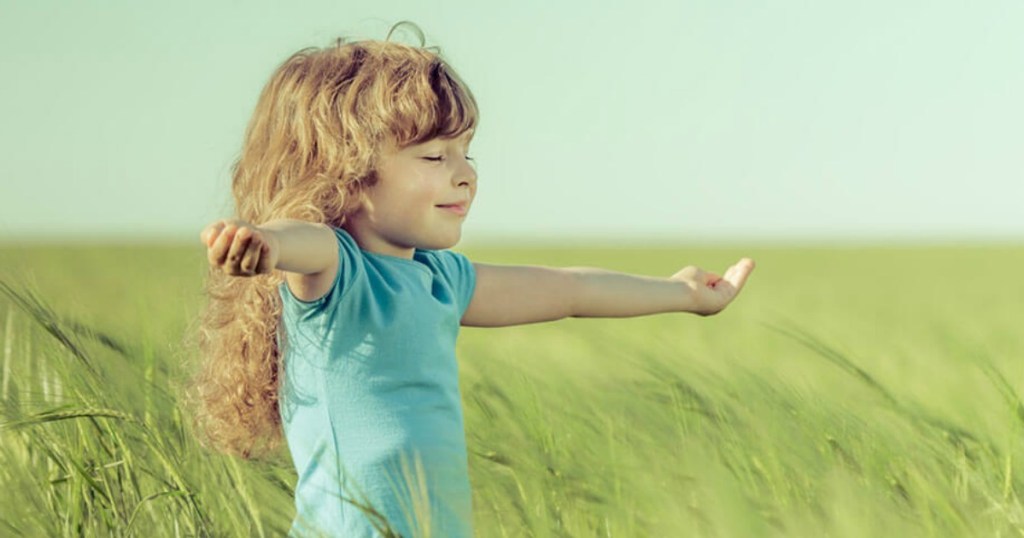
[375,167,444,214]
[406,175,444,205]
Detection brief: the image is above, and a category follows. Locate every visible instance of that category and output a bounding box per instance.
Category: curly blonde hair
[182,27,479,460]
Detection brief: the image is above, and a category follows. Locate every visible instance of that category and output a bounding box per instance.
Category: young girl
[192,30,754,538]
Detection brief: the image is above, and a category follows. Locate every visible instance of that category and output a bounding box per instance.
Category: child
[193,29,754,538]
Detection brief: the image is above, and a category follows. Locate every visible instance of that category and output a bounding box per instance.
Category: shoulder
[280,226,364,307]
[417,248,474,278]
[416,249,477,311]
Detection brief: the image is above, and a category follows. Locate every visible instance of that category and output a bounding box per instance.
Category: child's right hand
[200,219,279,276]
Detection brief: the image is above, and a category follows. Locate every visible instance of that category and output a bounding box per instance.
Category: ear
[343,179,373,214]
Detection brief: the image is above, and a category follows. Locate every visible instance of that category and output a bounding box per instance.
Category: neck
[342,222,415,259]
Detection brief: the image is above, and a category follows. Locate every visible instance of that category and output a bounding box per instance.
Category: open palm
[670,258,756,316]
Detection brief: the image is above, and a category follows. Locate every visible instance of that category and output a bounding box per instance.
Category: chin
[432,239,461,250]
[424,233,461,250]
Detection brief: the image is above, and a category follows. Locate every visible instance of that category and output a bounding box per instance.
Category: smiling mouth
[436,204,468,216]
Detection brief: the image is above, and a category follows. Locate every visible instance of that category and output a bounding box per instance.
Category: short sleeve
[431,250,477,319]
[278,226,361,317]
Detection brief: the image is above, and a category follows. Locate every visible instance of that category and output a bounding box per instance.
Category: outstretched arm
[201,218,339,302]
[461,258,755,327]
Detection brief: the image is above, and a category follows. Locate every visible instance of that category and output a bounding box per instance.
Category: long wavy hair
[182,26,479,460]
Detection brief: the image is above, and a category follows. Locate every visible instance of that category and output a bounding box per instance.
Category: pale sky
[1,0,1021,245]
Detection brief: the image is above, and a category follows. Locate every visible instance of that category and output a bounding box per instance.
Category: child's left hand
[669,258,756,316]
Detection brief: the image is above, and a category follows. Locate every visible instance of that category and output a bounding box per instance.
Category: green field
[1,242,1022,537]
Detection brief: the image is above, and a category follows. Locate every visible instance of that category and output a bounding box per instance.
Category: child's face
[346,130,476,258]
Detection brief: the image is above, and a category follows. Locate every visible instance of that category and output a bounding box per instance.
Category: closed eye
[423,155,474,162]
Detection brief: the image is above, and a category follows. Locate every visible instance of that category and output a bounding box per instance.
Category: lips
[436,202,466,209]
[436,202,469,216]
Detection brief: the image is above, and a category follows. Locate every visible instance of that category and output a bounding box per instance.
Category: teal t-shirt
[276,226,477,538]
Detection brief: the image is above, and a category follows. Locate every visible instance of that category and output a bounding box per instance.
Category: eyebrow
[437,131,474,147]
[407,131,474,152]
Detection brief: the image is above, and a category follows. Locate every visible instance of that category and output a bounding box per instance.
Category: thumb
[723,258,756,289]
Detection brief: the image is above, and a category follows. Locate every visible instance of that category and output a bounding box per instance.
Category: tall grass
[1,242,1022,536]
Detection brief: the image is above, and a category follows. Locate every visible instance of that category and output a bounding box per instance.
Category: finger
[226,227,253,273]
[254,243,272,274]
[209,223,238,267]
[239,235,263,274]
[200,220,226,247]
[723,258,755,290]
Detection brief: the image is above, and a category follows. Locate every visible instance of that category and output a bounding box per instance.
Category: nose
[454,156,477,189]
